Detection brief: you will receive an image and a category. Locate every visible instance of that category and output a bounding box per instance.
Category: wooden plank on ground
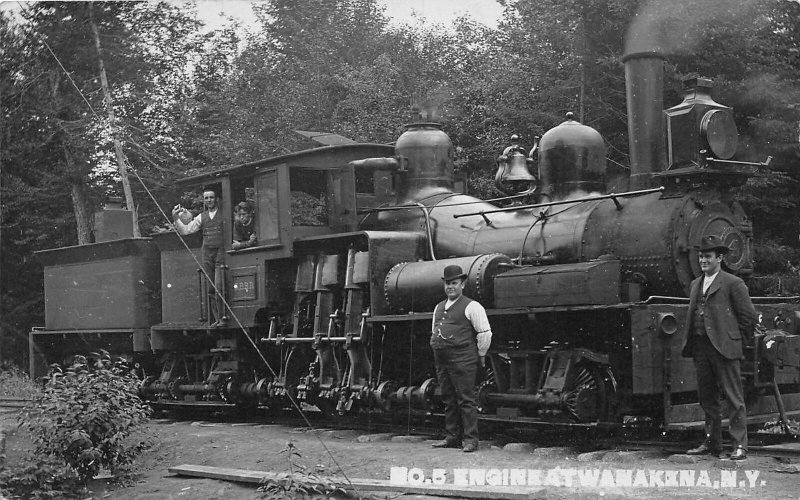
[168,464,546,500]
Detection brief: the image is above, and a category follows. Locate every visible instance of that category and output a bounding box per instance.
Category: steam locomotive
[31,52,800,430]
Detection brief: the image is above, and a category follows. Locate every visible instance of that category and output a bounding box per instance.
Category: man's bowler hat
[696,235,729,254]
[442,265,467,281]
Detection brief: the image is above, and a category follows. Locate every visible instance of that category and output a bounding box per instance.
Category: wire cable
[38,29,364,495]
[517,203,587,262]
[127,164,364,494]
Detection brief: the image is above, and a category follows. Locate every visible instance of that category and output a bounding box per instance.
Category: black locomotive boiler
[31,52,800,431]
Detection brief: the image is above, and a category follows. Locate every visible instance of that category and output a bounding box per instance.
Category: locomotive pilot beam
[31,48,800,433]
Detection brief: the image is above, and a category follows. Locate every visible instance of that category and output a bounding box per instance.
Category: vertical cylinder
[622,52,666,189]
[394,123,454,199]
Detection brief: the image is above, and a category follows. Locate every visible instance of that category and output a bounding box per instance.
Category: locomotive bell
[494,134,537,195]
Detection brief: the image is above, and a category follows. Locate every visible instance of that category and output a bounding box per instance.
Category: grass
[0,364,41,398]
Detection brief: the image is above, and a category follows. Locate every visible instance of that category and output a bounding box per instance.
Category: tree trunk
[71,181,94,244]
[64,146,94,244]
[89,2,141,237]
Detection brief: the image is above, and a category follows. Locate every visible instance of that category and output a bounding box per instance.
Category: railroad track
[152,404,443,437]
[0,397,31,414]
[10,397,799,459]
[624,439,800,460]
[148,404,800,460]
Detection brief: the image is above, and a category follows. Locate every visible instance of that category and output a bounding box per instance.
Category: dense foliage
[0,455,88,500]
[18,353,152,482]
[2,0,799,369]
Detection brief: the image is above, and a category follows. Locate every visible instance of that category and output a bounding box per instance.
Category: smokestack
[622,51,666,189]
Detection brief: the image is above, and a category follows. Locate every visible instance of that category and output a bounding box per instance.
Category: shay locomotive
[31,52,800,431]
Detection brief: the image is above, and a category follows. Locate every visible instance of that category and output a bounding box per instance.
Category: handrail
[414,202,437,261]
[453,187,665,219]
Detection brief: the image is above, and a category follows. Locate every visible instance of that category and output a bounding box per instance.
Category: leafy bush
[748,238,800,296]
[753,238,800,274]
[748,274,800,296]
[0,454,88,499]
[257,441,348,500]
[18,352,152,482]
[0,363,41,398]
[258,472,348,500]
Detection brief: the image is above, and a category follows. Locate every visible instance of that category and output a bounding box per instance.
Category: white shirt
[432,297,493,356]
[702,270,720,294]
[174,209,218,235]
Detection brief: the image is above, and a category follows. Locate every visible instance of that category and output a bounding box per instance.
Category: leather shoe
[462,442,478,453]
[729,446,747,460]
[686,442,721,456]
[431,439,461,449]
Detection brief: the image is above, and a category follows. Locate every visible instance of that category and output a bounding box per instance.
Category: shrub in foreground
[0,454,88,499]
[18,353,152,482]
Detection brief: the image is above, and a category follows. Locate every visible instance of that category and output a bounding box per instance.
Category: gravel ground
[3,411,800,500]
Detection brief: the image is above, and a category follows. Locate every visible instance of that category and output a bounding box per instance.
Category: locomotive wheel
[255,377,273,407]
[374,380,396,412]
[418,378,437,409]
[218,375,237,403]
[562,363,617,423]
[476,366,497,414]
[476,380,497,415]
[169,377,188,400]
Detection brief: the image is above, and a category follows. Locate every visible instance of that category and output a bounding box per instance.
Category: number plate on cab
[232,272,257,301]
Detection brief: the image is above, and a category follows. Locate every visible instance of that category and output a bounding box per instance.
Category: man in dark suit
[682,235,757,460]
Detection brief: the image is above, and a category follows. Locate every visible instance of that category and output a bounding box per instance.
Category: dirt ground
[3,410,800,500]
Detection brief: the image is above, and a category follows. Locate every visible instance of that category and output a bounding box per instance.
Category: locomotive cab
[151,144,395,334]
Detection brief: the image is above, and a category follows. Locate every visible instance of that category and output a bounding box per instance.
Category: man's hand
[479,356,486,367]
[249,233,257,243]
[171,204,182,220]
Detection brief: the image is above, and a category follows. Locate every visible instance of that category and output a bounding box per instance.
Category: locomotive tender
[32,52,800,430]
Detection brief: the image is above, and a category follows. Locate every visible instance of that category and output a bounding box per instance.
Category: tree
[0,2,204,368]
[651,0,800,247]
[1,10,81,367]
[89,2,140,236]
[172,0,405,170]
